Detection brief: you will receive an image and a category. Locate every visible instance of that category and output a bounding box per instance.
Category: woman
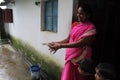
[48,3,96,80]
[95,63,116,80]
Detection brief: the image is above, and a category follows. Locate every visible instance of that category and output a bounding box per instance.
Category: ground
[0,44,30,80]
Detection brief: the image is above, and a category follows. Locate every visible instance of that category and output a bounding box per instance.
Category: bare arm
[60,29,96,48]
[48,35,94,54]
[60,35,94,48]
[48,29,96,53]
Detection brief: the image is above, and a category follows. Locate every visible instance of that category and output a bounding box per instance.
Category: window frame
[41,0,58,32]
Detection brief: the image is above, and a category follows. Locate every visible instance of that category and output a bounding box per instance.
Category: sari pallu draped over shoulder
[61,22,96,80]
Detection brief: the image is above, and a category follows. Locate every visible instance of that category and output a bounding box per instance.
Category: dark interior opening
[77,0,120,79]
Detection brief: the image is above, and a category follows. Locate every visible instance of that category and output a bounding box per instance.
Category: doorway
[0,8,7,39]
[73,0,120,79]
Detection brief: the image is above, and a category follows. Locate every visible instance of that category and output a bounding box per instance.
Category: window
[41,0,58,32]
[3,9,13,23]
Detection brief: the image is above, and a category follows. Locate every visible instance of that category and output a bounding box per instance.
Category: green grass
[11,37,62,80]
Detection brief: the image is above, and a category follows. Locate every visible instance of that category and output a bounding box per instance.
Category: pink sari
[61,22,96,80]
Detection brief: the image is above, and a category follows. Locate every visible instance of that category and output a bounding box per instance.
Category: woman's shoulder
[87,22,96,29]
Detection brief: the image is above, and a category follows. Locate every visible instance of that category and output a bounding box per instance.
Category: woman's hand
[48,42,61,54]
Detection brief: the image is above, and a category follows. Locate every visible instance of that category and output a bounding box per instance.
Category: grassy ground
[11,37,62,80]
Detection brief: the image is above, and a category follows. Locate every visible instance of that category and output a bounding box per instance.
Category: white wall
[5,0,73,67]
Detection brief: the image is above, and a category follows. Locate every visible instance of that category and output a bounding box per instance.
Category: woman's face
[95,68,105,80]
[77,7,88,22]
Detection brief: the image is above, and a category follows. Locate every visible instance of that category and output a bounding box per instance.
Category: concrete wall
[4,0,73,67]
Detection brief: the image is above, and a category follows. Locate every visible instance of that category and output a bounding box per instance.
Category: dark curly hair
[79,59,95,74]
[96,63,117,80]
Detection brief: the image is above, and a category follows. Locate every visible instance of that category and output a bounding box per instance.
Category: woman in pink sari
[49,3,96,80]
